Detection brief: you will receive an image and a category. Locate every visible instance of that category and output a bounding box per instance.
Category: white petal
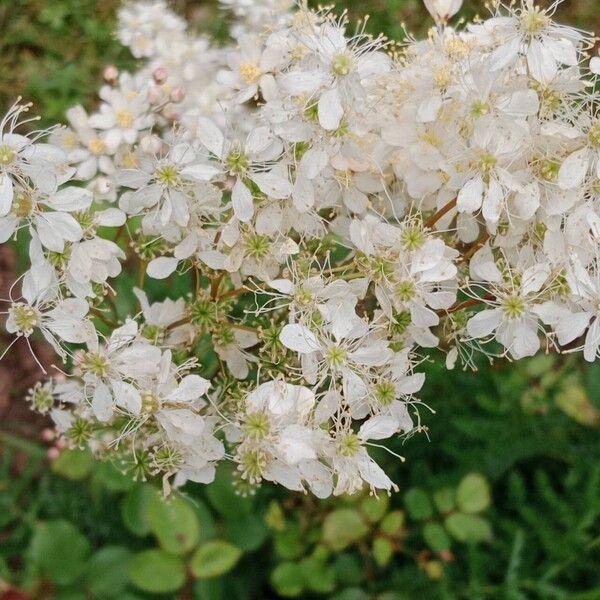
[358,415,398,441]
[558,148,589,190]
[467,309,501,338]
[181,163,221,181]
[457,176,484,213]
[197,118,224,158]
[232,179,254,222]
[280,323,321,354]
[147,256,179,279]
[0,173,14,216]
[318,88,343,131]
[167,374,211,402]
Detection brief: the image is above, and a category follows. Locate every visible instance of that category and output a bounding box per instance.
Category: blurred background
[1,1,600,599]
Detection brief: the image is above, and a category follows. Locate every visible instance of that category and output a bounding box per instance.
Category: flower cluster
[4,0,600,496]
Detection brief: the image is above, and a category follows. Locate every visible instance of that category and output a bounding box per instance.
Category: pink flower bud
[423,0,462,23]
[148,86,162,106]
[55,437,68,450]
[153,67,168,84]
[41,428,55,443]
[170,87,186,103]
[103,65,119,84]
[47,447,60,461]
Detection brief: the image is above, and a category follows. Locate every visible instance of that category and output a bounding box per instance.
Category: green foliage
[2,1,600,599]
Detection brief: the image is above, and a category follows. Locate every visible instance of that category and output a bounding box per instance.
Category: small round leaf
[127,549,186,594]
[190,541,242,579]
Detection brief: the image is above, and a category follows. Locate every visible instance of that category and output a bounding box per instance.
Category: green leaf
[456,473,491,513]
[50,449,93,480]
[445,512,492,543]
[372,537,394,567]
[301,557,336,593]
[275,523,306,560]
[92,461,135,492]
[224,512,268,552]
[190,541,242,579]
[121,484,158,537]
[423,522,451,552]
[404,488,433,520]
[206,463,253,518]
[323,509,369,551]
[147,493,200,555]
[271,562,305,597]
[433,488,455,514]
[127,549,186,594]
[85,546,131,598]
[380,511,405,536]
[29,520,91,586]
[360,495,389,523]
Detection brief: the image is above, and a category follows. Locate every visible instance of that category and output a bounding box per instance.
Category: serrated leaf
[433,488,455,513]
[29,520,91,586]
[323,509,368,551]
[271,562,305,597]
[372,538,394,567]
[147,493,200,555]
[127,549,186,594]
[456,473,491,513]
[50,449,93,480]
[445,512,492,543]
[190,541,242,579]
[404,488,433,520]
[380,511,405,536]
[360,495,389,523]
[121,484,157,537]
[423,522,451,552]
[85,546,131,598]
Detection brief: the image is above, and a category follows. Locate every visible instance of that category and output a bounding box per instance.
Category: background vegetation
[1,1,600,599]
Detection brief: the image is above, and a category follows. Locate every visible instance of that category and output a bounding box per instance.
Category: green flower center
[395,280,416,302]
[502,294,526,319]
[12,190,35,218]
[10,303,40,336]
[326,345,347,368]
[81,352,110,378]
[245,233,270,260]
[244,412,271,440]
[374,381,396,406]
[226,148,249,176]
[332,52,354,77]
[589,121,600,148]
[155,164,179,187]
[338,432,361,457]
[0,144,16,166]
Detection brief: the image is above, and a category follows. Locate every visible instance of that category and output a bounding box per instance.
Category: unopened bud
[94,176,112,196]
[423,0,462,24]
[140,134,162,154]
[55,437,68,450]
[47,447,60,461]
[170,87,186,103]
[103,65,119,84]
[41,428,55,443]
[153,67,168,84]
[148,86,162,106]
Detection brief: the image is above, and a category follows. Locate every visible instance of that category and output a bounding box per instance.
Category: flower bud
[47,447,60,461]
[153,67,168,84]
[140,134,162,154]
[103,64,119,84]
[170,87,186,103]
[423,0,462,24]
[41,428,55,443]
[147,86,162,106]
